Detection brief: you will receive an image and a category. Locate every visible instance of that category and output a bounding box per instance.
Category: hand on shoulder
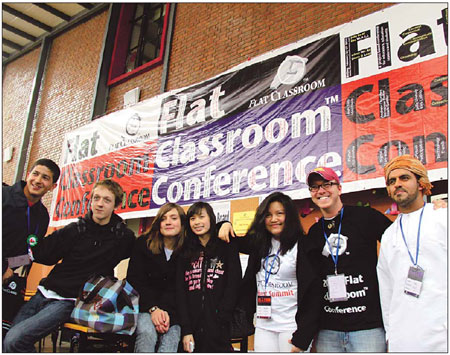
[218,222,235,243]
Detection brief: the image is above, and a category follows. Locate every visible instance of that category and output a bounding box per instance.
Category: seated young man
[3,179,136,353]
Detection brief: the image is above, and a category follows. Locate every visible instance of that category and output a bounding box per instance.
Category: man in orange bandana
[377,155,447,352]
[384,154,433,198]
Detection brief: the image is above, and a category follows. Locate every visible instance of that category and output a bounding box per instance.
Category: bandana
[384,154,433,195]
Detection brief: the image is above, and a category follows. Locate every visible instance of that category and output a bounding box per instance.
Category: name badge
[404,266,424,298]
[327,273,348,302]
[257,293,272,319]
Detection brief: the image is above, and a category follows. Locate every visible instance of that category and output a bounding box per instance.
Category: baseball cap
[307,167,340,186]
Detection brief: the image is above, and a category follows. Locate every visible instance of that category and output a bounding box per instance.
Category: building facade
[3,3,396,190]
[2,2,447,298]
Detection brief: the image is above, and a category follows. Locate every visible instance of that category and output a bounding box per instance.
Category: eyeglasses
[308,181,339,192]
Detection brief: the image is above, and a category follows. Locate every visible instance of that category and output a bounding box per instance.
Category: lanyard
[27,206,39,261]
[264,248,281,290]
[27,205,39,237]
[322,207,344,275]
[399,203,425,267]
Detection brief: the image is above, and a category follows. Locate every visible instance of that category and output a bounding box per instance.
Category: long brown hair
[145,203,186,255]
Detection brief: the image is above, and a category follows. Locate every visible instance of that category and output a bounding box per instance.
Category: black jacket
[2,181,50,274]
[126,235,179,325]
[238,234,322,351]
[176,237,241,352]
[292,236,323,350]
[31,211,135,298]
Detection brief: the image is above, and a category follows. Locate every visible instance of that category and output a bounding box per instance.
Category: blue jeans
[315,327,386,352]
[3,291,74,353]
[134,312,181,352]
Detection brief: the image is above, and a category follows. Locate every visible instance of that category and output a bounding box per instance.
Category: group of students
[2,155,447,353]
[129,191,313,353]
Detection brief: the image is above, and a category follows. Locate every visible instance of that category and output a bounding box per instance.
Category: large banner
[50,3,448,226]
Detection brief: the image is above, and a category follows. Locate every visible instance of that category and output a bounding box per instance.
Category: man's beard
[392,188,420,209]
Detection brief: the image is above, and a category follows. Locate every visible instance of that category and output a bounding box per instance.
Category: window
[108,3,170,86]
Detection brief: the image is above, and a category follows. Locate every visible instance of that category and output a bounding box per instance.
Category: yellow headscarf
[384,154,433,195]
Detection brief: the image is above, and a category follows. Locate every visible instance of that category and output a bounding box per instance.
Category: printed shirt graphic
[256,238,298,332]
[321,229,374,326]
[322,233,348,257]
[184,254,225,292]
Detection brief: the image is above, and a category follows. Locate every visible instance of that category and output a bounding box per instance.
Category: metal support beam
[13,36,52,182]
[3,23,38,41]
[90,4,121,120]
[3,4,53,32]
[33,3,72,22]
[78,3,94,10]
[3,38,23,51]
[160,3,176,94]
[3,4,108,65]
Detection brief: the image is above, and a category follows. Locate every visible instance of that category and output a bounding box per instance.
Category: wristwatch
[150,306,159,313]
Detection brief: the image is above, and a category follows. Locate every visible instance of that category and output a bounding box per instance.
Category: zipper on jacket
[200,253,208,313]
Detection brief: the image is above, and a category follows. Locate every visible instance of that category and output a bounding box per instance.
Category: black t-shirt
[305,205,392,332]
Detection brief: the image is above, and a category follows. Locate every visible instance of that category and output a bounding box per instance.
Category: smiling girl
[176,202,241,353]
[127,203,186,352]
[221,191,320,352]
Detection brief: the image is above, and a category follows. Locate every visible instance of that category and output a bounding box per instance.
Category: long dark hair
[144,202,186,255]
[247,191,303,260]
[184,201,219,261]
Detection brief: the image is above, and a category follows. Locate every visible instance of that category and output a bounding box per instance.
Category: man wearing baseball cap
[295,166,392,352]
[376,155,447,352]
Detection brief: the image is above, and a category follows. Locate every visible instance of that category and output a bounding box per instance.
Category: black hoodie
[176,237,241,352]
[31,211,135,298]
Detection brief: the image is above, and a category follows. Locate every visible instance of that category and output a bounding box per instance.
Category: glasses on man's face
[308,181,339,192]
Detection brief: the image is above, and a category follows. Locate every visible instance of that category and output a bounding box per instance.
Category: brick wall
[2,48,40,185]
[2,11,108,208]
[107,3,394,112]
[32,11,108,208]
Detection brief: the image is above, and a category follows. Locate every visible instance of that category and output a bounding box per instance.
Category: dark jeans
[3,291,74,352]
